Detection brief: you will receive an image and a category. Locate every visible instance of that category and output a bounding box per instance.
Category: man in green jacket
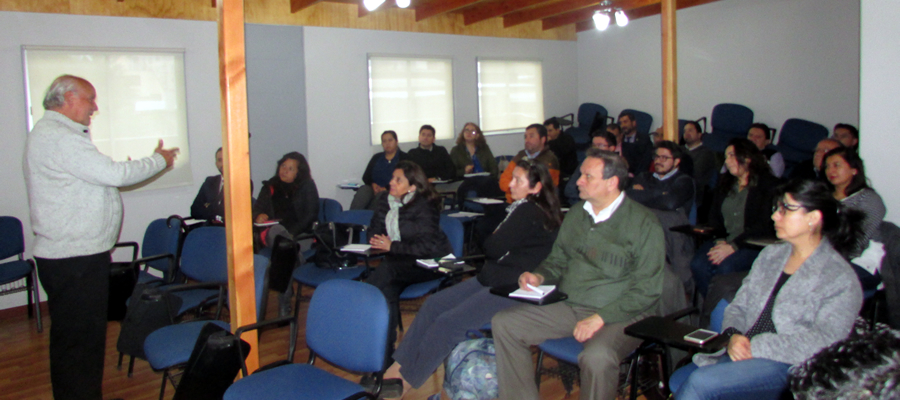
[492,148,665,400]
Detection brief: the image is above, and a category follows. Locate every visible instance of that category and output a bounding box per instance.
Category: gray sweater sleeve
[57,131,167,187]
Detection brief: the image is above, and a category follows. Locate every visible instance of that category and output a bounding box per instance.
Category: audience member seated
[832,123,859,151]
[450,122,501,207]
[627,140,695,215]
[606,123,623,156]
[190,147,226,223]
[672,179,864,400]
[545,117,577,179]
[498,123,561,203]
[618,111,654,174]
[253,151,319,316]
[747,123,785,178]
[792,321,900,400]
[788,138,842,181]
[406,124,455,182]
[824,147,886,291]
[365,161,453,354]
[691,138,778,297]
[350,130,409,210]
[565,130,617,206]
[492,149,665,400]
[683,121,717,202]
[382,160,562,398]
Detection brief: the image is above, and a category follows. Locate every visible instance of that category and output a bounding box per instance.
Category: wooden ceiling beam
[504,0,599,28]
[463,0,552,25]
[416,0,480,21]
[291,0,323,13]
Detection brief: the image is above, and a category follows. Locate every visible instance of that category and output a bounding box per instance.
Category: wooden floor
[0,287,651,400]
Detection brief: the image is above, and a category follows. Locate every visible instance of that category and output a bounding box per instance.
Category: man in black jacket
[627,141,695,215]
[407,124,455,181]
[545,117,577,179]
[618,111,654,174]
[190,147,225,222]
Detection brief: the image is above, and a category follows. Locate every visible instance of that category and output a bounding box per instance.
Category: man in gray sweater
[24,75,178,400]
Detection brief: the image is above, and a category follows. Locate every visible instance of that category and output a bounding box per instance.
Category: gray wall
[247,23,307,187]
[303,27,579,206]
[576,0,860,135]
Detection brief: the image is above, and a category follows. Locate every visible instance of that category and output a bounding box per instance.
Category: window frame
[476,57,545,136]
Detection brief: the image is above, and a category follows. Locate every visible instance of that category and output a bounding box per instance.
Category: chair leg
[26,275,33,318]
[629,353,641,400]
[117,352,124,370]
[128,356,135,377]
[395,302,403,332]
[31,270,43,333]
[534,350,545,388]
[159,370,168,400]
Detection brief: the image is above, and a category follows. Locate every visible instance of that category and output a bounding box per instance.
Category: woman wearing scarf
[367,160,453,353]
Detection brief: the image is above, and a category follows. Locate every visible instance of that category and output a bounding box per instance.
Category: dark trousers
[36,252,111,400]
[366,258,442,362]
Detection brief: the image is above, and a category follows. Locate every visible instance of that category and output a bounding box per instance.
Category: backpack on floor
[444,338,498,400]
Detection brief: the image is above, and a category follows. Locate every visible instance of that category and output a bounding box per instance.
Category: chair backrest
[439,215,465,259]
[179,226,228,283]
[318,198,343,223]
[709,299,730,333]
[332,210,374,243]
[705,103,754,152]
[776,118,828,168]
[306,280,389,374]
[878,221,900,329]
[141,218,184,274]
[495,155,514,173]
[577,103,608,128]
[0,216,24,260]
[621,109,653,135]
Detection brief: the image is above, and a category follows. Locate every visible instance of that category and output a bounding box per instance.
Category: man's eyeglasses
[653,154,673,161]
[772,201,804,215]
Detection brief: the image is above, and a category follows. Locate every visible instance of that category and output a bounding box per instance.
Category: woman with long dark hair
[823,147,886,291]
[383,159,562,398]
[672,179,863,399]
[449,122,498,179]
[690,138,779,296]
[366,161,453,353]
[253,151,319,242]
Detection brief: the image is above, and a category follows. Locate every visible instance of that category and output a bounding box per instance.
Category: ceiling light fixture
[363,0,385,11]
[593,11,610,31]
[396,0,410,8]
[615,10,629,27]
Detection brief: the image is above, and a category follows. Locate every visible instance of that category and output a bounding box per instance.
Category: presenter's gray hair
[42,75,87,110]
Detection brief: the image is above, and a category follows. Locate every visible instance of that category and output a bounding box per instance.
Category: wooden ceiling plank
[629,0,719,20]
[291,0,323,14]
[416,0,481,21]
[540,0,657,30]
[463,0,552,25]
[504,0,599,28]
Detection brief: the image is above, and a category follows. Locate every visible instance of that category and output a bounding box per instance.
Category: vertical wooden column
[217,0,258,374]
[661,0,678,142]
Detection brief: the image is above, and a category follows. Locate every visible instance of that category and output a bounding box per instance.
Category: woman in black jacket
[366,161,453,351]
[381,159,562,397]
[691,138,779,296]
[253,151,319,243]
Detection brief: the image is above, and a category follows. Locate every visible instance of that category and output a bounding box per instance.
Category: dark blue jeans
[672,356,791,400]
[691,240,761,296]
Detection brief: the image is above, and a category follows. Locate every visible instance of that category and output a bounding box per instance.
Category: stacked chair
[775,118,828,177]
[0,216,42,332]
[702,103,754,153]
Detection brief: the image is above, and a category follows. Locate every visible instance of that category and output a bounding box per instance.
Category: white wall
[303,27,579,206]
[860,0,899,222]
[576,0,860,134]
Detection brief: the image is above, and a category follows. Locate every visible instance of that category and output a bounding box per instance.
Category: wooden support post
[661,0,678,142]
[217,0,258,374]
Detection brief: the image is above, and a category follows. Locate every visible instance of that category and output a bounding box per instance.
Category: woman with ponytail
[672,179,864,400]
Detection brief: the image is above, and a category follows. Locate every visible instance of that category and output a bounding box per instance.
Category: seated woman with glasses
[671,179,864,400]
[690,138,779,297]
[450,122,503,209]
[383,159,562,398]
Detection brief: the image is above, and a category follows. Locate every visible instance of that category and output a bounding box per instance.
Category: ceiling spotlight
[363,0,386,11]
[615,10,629,27]
[593,11,610,31]
[396,0,410,8]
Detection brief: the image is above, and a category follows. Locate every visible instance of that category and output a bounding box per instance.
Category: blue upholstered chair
[291,210,373,292]
[224,279,391,400]
[0,216,42,333]
[144,254,274,400]
[568,103,611,146]
[318,198,343,224]
[703,103,754,153]
[775,118,828,177]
